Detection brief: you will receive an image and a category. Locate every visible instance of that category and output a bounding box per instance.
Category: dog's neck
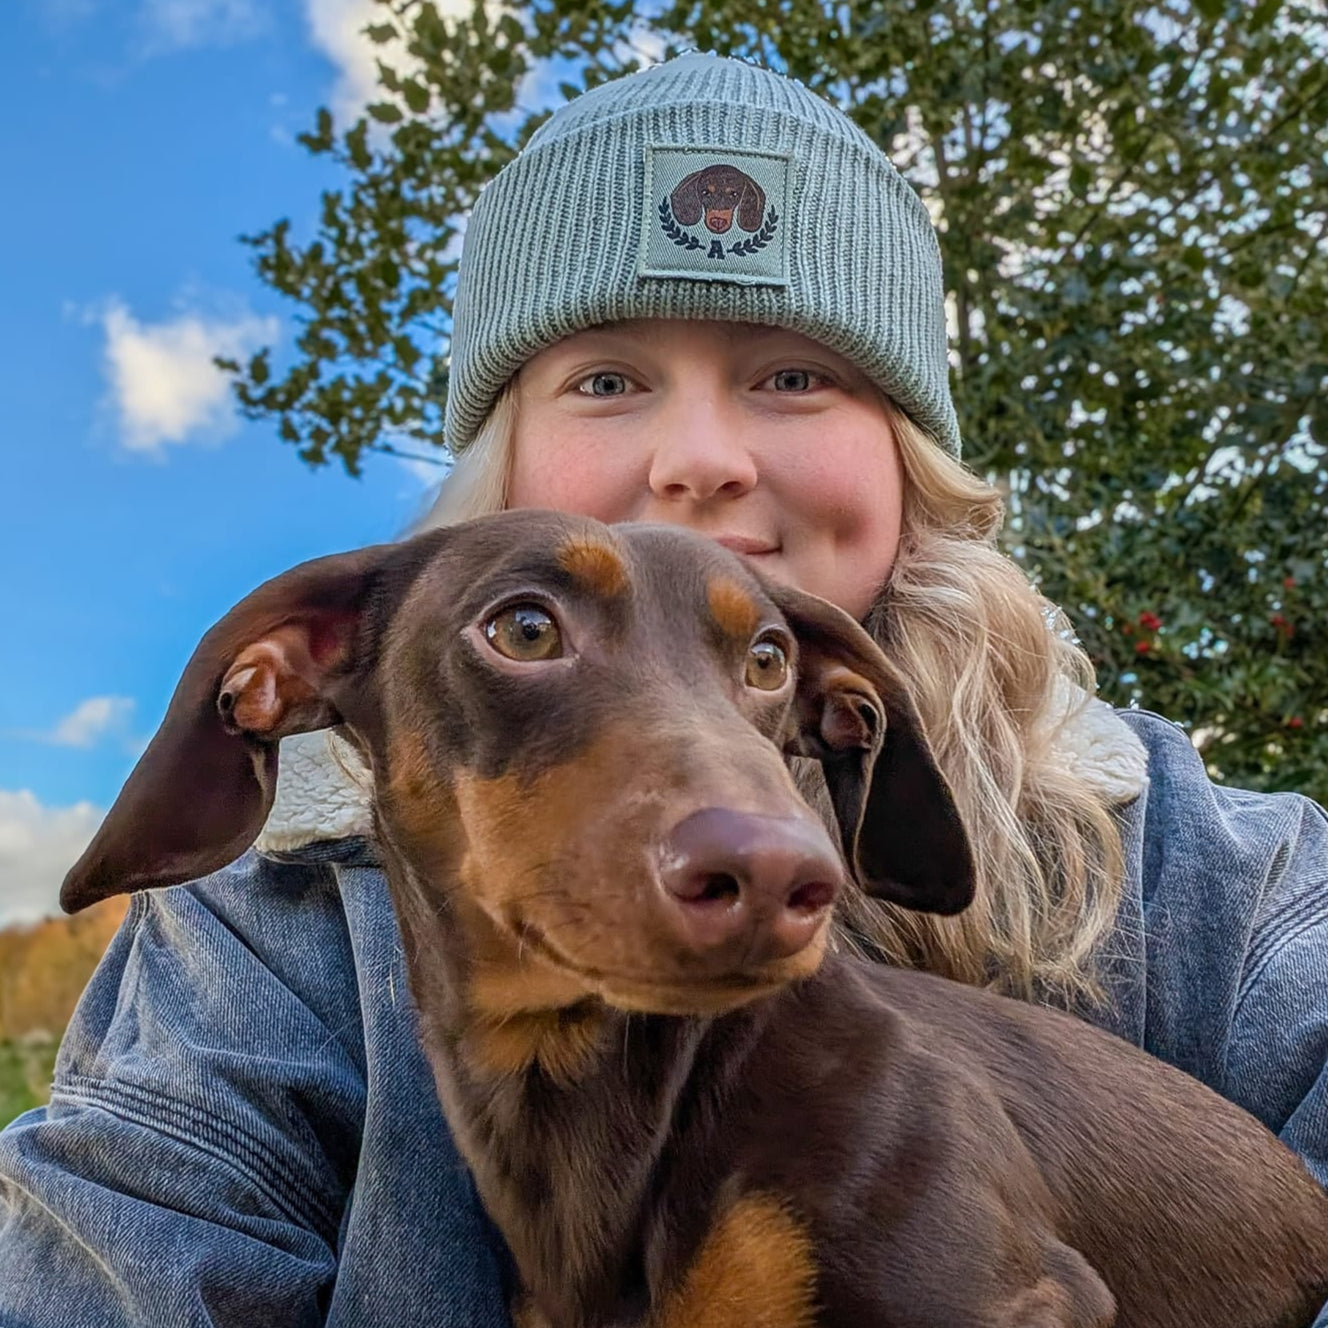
[381,841,768,1327]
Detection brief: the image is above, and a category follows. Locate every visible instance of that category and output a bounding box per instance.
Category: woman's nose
[646,396,759,503]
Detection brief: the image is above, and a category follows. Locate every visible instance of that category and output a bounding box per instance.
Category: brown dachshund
[64,511,1328,1327]
[670,164,767,233]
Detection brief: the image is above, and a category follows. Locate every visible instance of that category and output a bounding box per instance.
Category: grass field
[0,1037,59,1129]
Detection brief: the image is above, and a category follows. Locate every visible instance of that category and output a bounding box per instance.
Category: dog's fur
[65,511,1328,1327]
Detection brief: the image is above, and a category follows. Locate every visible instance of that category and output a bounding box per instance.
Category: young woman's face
[507,320,904,619]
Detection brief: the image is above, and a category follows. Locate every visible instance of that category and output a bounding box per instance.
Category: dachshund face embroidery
[670,165,767,234]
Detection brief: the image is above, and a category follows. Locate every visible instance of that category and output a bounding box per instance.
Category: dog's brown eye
[745,638,789,691]
[485,604,562,662]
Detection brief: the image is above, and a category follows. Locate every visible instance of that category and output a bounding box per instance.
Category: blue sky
[1,0,456,923]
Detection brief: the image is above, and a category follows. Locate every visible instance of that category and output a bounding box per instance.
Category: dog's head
[63,511,973,1015]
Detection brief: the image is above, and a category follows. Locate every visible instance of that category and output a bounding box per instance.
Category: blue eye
[581,372,628,397]
[772,370,812,392]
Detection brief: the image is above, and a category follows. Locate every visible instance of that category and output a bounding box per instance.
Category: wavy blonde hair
[420,383,1125,1009]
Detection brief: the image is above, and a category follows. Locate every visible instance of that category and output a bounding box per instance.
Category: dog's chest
[453,1015,765,1327]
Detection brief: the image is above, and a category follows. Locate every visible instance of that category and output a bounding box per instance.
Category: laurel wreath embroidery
[727,206,779,255]
[658,199,780,256]
[659,198,703,250]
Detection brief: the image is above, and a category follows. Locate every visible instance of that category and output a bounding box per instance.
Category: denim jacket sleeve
[1216,777,1328,1328]
[1223,785,1328,1184]
[0,848,368,1327]
[1110,711,1328,1189]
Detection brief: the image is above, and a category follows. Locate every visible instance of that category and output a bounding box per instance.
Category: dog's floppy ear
[670,169,706,226]
[735,176,766,232]
[768,582,975,915]
[61,541,406,914]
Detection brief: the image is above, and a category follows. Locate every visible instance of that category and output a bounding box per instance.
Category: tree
[220,0,1328,799]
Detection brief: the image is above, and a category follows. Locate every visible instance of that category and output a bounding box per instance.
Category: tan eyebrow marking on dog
[707,575,760,641]
[556,537,629,598]
[649,1192,818,1328]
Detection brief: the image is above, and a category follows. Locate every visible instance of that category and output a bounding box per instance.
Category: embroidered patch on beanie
[638,146,791,286]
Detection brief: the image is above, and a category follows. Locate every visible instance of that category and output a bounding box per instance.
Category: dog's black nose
[657,808,842,963]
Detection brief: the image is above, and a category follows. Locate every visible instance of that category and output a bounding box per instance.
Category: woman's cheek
[509,434,638,520]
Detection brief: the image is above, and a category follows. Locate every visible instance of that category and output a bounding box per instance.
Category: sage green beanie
[445,53,961,457]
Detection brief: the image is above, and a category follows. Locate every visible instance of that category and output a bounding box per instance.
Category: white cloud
[300,0,614,145]
[136,0,266,52]
[0,792,104,927]
[45,697,136,749]
[98,299,278,453]
[303,0,471,126]
[304,0,405,126]
[9,696,138,751]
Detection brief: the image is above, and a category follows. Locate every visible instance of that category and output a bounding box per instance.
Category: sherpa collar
[255,696,1149,855]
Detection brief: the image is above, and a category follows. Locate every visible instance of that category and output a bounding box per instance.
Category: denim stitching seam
[52,1077,339,1241]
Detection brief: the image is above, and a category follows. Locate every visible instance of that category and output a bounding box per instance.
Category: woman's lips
[713,534,779,556]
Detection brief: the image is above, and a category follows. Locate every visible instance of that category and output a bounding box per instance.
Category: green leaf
[345,121,370,170]
[1250,0,1283,30]
[401,79,430,114]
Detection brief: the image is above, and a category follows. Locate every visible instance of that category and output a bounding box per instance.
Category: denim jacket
[1,707,1326,1326]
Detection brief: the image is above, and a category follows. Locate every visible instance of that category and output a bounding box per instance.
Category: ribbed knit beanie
[445,53,961,457]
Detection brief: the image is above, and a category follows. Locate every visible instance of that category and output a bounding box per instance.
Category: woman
[1,53,1325,1327]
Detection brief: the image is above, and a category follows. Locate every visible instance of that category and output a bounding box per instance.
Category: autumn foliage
[0,898,128,1042]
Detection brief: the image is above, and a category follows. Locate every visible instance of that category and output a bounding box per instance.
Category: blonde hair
[419,385,1125,1009]
[843,402,1124,1007]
